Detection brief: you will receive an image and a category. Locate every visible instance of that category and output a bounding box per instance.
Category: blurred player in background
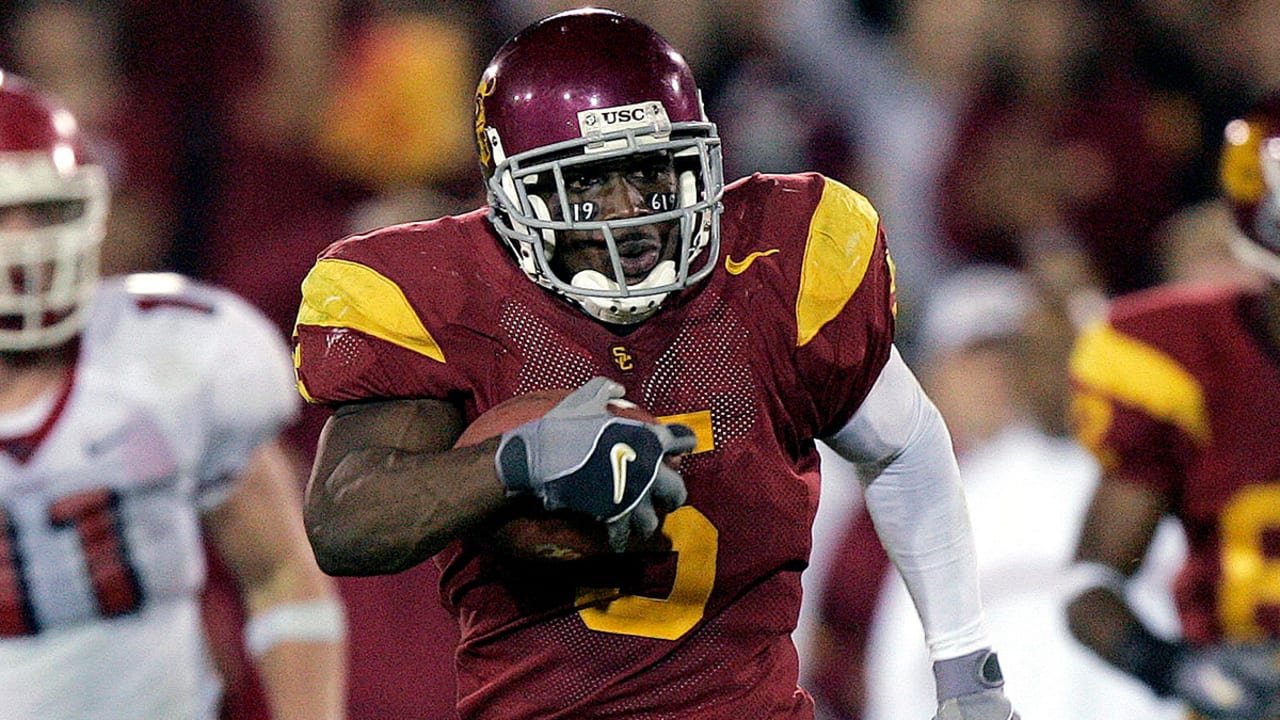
[804,265,1185,720]
[0,71,346,719]
[294,8,1018,719]
[1065,88,1280,720]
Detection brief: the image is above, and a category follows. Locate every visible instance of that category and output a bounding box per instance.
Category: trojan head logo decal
[474,73,497,168]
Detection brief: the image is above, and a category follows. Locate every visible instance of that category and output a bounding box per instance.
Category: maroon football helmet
[0,70,107,350]
[474,8,723,323]
[1221,91,1280,281]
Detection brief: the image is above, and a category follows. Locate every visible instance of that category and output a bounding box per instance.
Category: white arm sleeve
[823,346,990,661]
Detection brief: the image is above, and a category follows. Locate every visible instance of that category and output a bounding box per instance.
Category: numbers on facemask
[570,201,598,222]
[647,193,677,212]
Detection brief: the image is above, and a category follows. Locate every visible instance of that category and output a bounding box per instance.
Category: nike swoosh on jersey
[609,443,637,504]
[724,248,780,275]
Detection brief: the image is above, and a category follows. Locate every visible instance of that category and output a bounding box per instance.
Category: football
[455,388,667,562]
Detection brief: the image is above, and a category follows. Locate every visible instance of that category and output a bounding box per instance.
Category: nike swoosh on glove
[496,377,695,551]
[932,649,1020,720]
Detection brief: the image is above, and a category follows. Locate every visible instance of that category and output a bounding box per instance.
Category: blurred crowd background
[3,0,1276,718]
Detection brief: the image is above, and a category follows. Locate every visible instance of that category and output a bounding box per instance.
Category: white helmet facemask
[0,151,107,351]
[486,100,723,324]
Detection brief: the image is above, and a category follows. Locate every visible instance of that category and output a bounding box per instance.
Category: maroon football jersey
[294,172,895,719]
[1070,283,1280,645]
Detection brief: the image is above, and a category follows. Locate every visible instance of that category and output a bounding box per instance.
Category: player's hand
[496,377,695,551]
[1169,642,1280,720]
[932,650,1020,720]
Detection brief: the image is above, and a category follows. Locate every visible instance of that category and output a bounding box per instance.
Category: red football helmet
[0,70,107,351]
[474,8,723,323]
[1221,91,1280,281]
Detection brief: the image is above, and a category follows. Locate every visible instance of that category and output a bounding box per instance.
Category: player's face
[0,199,87,305]
[546,152,680,285]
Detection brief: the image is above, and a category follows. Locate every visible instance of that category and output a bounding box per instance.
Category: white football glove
[495,377,694,551]
[932,650,1020,720]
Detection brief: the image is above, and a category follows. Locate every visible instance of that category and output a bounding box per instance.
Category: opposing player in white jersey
[0,71,347,719]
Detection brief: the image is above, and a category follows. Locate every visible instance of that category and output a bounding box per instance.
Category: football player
[1065,89,1280,720]
[295,8,1018,720]
[0,72,346,719]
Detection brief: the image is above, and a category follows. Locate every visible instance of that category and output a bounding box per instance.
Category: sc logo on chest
[610,345,634,372]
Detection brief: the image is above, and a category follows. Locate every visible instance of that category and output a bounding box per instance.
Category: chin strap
[570,260,678,323]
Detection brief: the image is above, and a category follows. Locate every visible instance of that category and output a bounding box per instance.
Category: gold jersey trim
[295,258,445,363]
[658,409,714,454]
[795,178,880,347]
[1069,321,1209,444]
[292,344,317,403]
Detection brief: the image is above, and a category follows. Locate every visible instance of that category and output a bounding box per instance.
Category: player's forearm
[1065,581,1145,660]
[1065,565,1181,694]
[860,427,989,660]
[304,439,507,575]
[233,563,347,718]
[825,348,990,659]
[239,547,349,719]
[255,636,347,720]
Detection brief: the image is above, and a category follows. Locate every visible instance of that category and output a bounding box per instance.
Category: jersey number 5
[575,506,718,640]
